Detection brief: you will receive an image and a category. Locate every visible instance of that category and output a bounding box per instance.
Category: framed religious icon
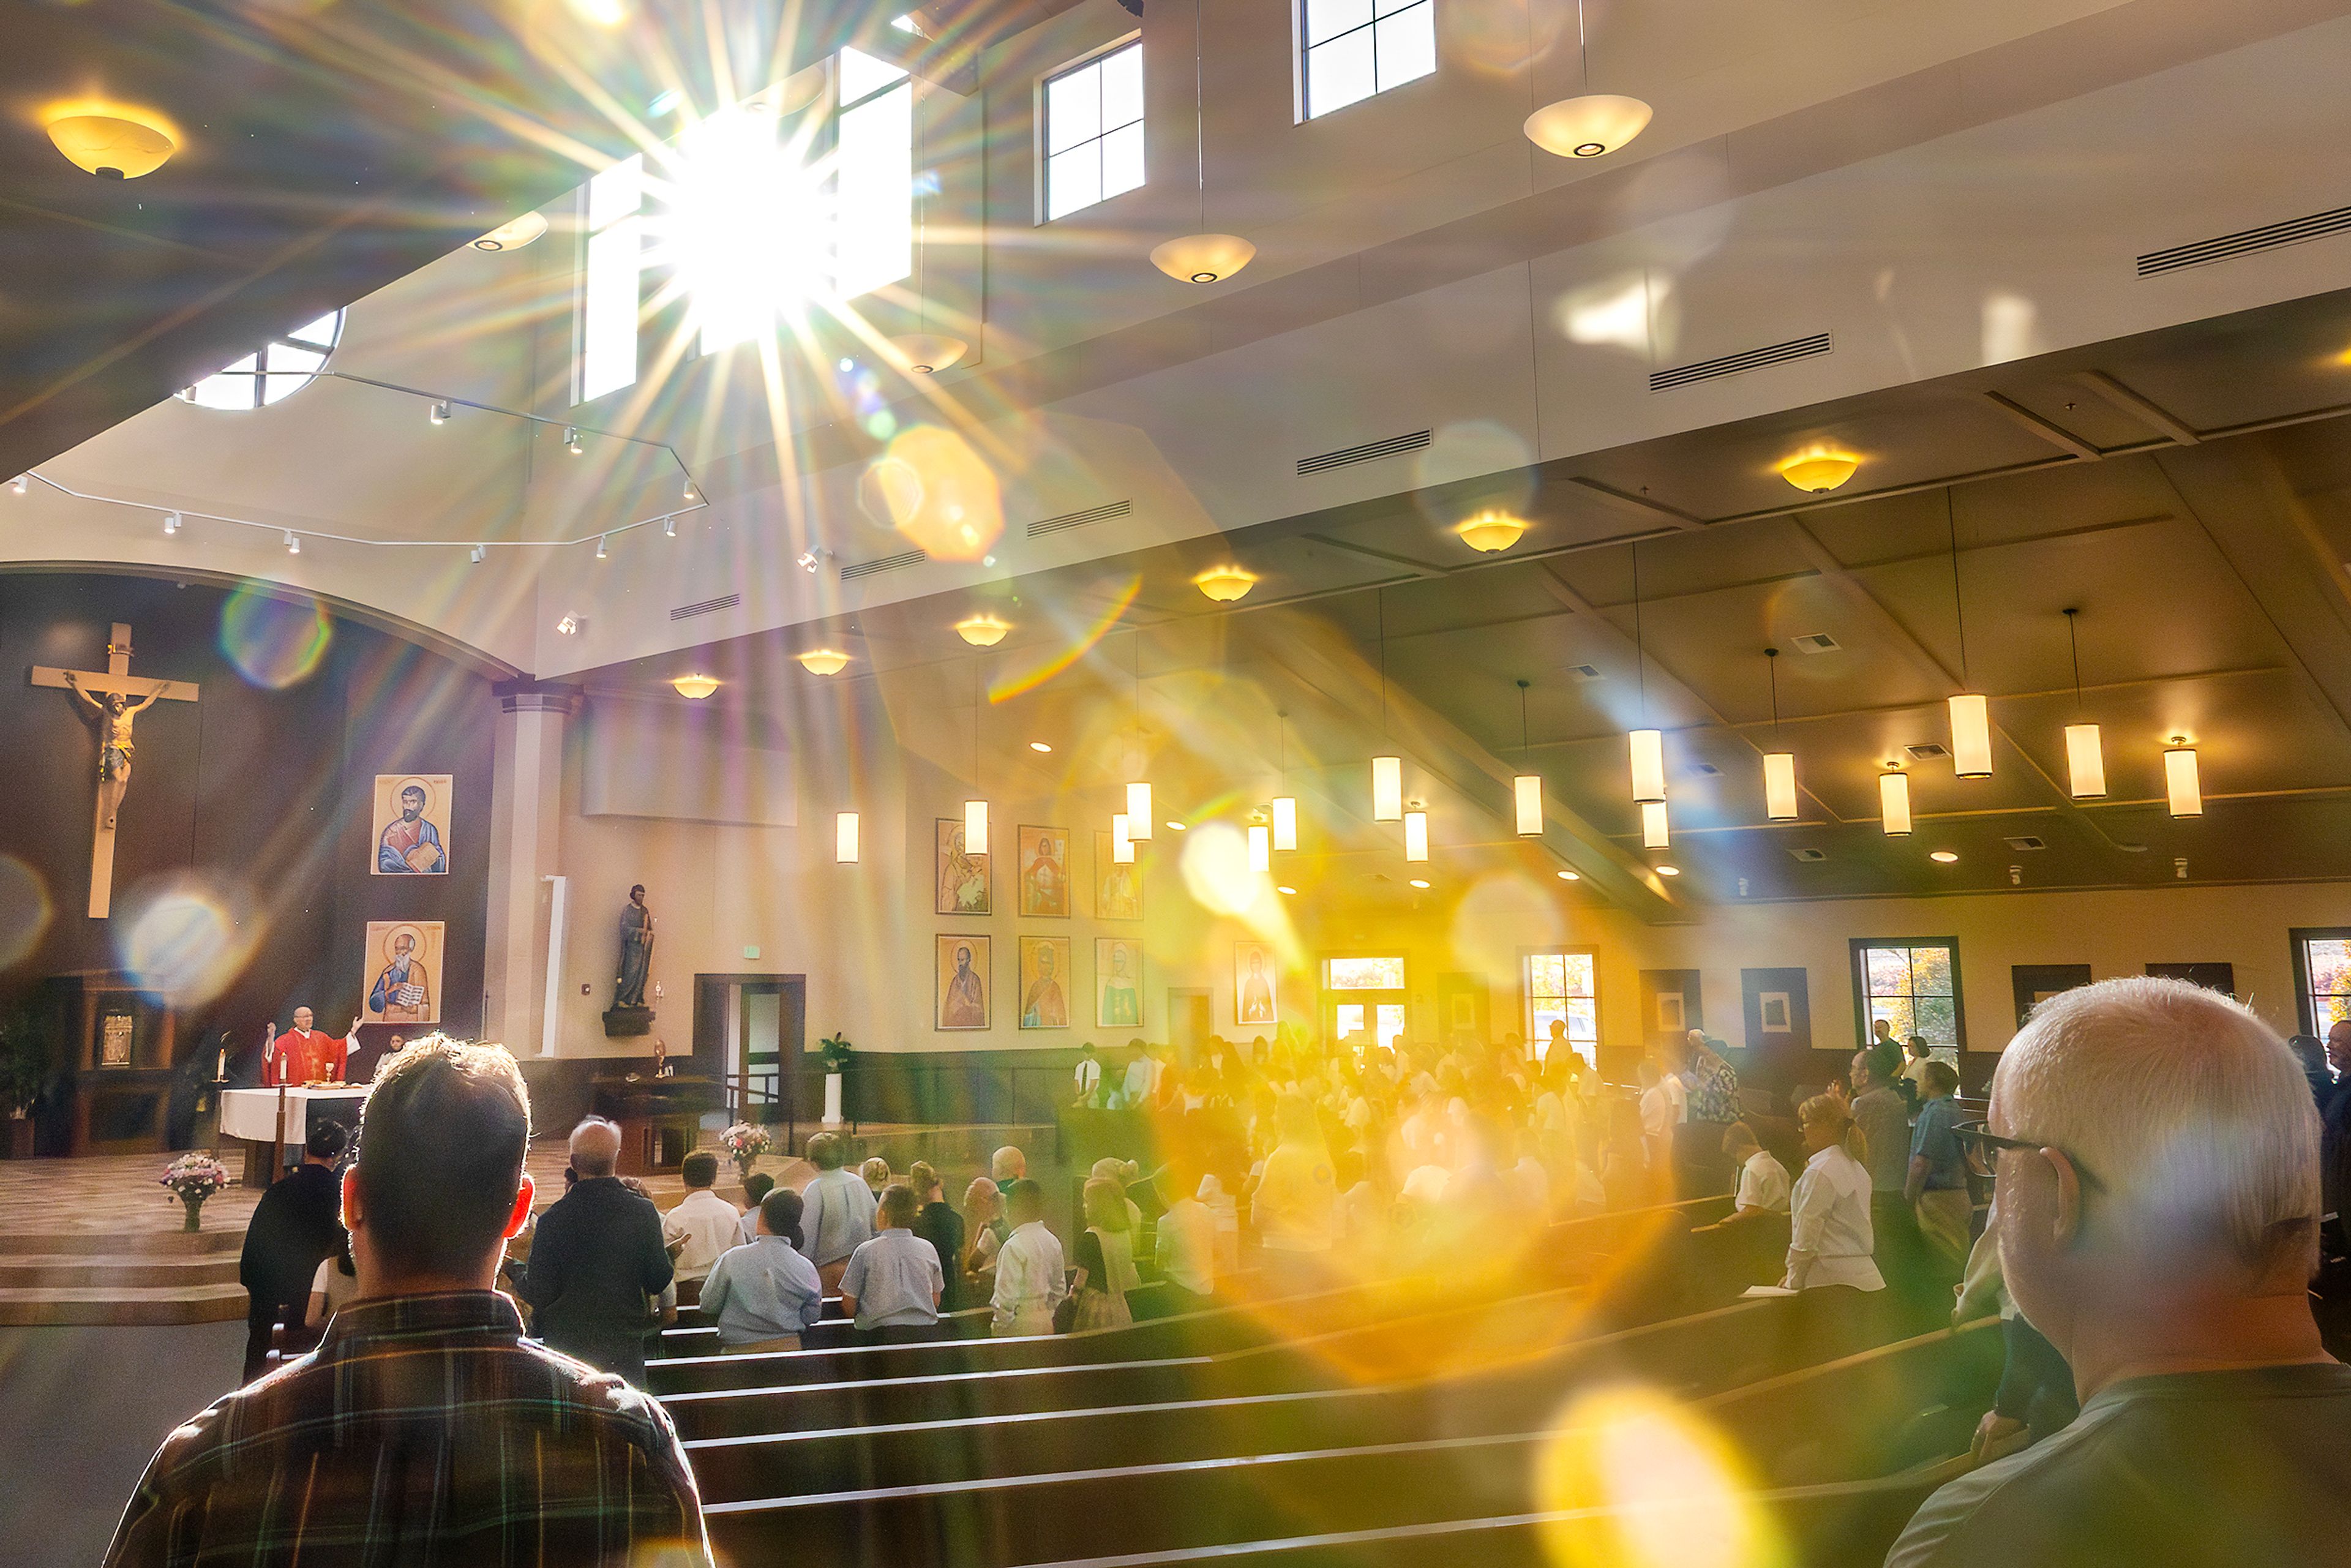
[1018,936,1073,1029]
[370,774,452,874]
[1234,941,1278,1028]
[1094,830,1141,920]
[100,1011,134,1068]
[361,920,445,1026]
[1018,825,1071,918]
[936,935,991,1030]
[1097,937,1144,1029]
[936,818,990,915]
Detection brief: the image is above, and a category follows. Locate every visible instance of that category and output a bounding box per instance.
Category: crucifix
[29,623,200,919]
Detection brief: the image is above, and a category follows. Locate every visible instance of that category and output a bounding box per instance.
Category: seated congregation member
[699,1189,822,1354]
[1636,1059,1677,1197]
[841,1182,946,1343]
[1153,1161,1218,1313]
[306,1235,359,1331]
[1069,1176,1144,1330]
[1907,1059,1972,1276]
[106,1041,709,1567]
[237,1120,349,1381]
[519,1118,673,1386]
[1725,1121,1791,1215]
[661,1150,743,1299]
[989,1179,1066,1336]
[908,1161,968,1310]
[1781,1094,1883,1356]
[800,1131,878,1293]
[1889,977,2351,1568]
[737,1171,776,1247]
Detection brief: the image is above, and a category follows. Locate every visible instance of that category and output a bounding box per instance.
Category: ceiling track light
[594,535,609,560]
[8,475,26,495]
[564,426,584,455]
[662,515,677,538]
[429,400,451,425]
[683,481,699,501]
[470,544,486,563]
[283,530,300,556]
[161,511,180,536]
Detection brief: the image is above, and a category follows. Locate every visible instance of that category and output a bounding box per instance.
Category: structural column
[484,681,579,1057]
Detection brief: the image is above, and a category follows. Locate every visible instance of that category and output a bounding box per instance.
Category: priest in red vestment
[261,1007,359,1086]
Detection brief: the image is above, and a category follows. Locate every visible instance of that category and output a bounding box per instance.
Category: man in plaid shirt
[103,1039,711,1567]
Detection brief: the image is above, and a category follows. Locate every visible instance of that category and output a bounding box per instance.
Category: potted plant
[718,1122,772,1184]
[818,1033,853,1127]
[0,1005,48,1160]
[160,1152,231,1231]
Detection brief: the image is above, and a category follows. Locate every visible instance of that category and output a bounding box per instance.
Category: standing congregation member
[105,1040,710,1567]
[1851,1045,1929,1302]
[1153,1161,1218,1313]
[909,1161,969,1310]
[991,1144,1028,1184]
[519,1118,673,1385]
[1251,1093,1336,1289]
[1889,978,2351,1567]
[1782,1093,1884,1358]
[662,1150,743,1300]
[990,1179,1066,1336]
[1676,1030,1742,1194]
[840,1182,946,1343]
[961,1175,1006,1289]
[1073,1043,1103,1105]
[237,1121,348,1381]
[800,1132,879,1292]
[1907,1059,1972,1275]
[700,1189,822,1354]
[737,1171,776,1247]
[1069,1176,1143,1330]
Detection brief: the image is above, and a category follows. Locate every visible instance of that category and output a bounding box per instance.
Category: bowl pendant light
[1880,770,1913,837]
[46,107,178,178]
[1248,822,1272,872]
[1403,808,1430,863]
[2060,609,2107,800]
[1514,681,1543,836]
[1153,1,1253,283]
[889,121,970,374]
[2164,740,2203,817]
[1112,812,1136,863]
[836,812,861,864]
[1524,1,1651,160]
[1762,648,1799,821]
[1641,800,1670,849]
[1944,493,1993,778]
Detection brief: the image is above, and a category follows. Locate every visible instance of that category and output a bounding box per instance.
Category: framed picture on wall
[935,935,991,1030]
[2012,964,2093,1029]
[1640,969,1701,1046]
[1017,825,1070,918]
[1018,937,1072,1029]
[1235,941,1278,1027]
[1097,937,1144,1029]
[370,774,452,874]
[361,920,445,1026]
[936,819,989,915]
[1094,830,1141,920]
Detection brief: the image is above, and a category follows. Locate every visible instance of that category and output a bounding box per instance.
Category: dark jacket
[519,1176,673,1384]
[238,1162,345,1309]
[915,1201,969,1311]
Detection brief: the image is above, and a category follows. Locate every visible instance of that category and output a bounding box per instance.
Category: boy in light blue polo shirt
[840,1182,945,1344]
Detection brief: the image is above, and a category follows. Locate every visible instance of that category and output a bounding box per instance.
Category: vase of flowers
[818,1034,853,1127]
[718,1122,771,1182]
[160,1152,231,1232]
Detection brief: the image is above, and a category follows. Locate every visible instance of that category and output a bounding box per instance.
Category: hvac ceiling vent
[2004,835,2049,852]
[1689,762,1723,777]
[1027,499,1131,538]
[1297,429,1431,476]
[1905,742,1950,760]
[840,548,929,582]
[669,593,741,622]
[1565,663,1603,682]
[1649,331,1832,392]
[2137,204,2351,277]
[1788,632,1841,653]
[1788,846,1828,863]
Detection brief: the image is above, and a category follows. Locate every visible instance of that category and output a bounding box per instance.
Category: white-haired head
[1994,976,2319,1289]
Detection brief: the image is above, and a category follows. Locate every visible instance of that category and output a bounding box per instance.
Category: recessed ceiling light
[1556,869,1581,880]
[1166,820,1187,831]
[1930,849,1959,863]
[1408,878,1431,889]
[1029,741,1052,753]
[1657,865,1681,876]
[1277,885,1299,896]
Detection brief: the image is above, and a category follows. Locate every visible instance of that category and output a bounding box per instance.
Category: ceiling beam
[1982,391,2101,460]
[1565,478,1707,531]
[2075,370,2202,446]
[1300,534,1452,580]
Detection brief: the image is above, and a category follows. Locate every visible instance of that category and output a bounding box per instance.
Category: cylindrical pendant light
[1112,812,1136,863]
[1372,756,1403,821]
[1763,647,1798,822]
[964,798,988,846]
[1641,800,1669,849]
[2061,609,2106,799]
[1271,795,1297,852]
[836,811,860,864]
[1629,729,1667,805]
[1403,808,1429,862]
[1126,781,1153,840]
[1513,679,1542,835]
[1879,770,1913,837]
[1248,822,1272,872]
[2164,740,2203,817]
[1944,492,1993,778]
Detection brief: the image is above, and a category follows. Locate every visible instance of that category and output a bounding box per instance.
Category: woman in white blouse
[1783,1093,1887,1299]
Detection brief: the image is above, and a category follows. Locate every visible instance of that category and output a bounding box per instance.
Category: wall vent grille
[1027,500,1130,538]
[2138,205,2351,277]
[1650,331,1832,392]
[669,594,740,621]
[1297,429,1431,476]
[840,549,929,582]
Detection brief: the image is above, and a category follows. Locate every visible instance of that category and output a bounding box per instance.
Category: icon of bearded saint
[378,782,446,873]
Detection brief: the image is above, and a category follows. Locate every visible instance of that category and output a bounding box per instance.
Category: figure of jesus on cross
[31,622,200,918]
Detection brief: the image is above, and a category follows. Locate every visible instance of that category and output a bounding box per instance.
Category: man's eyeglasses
[1954,1121,2099,1189]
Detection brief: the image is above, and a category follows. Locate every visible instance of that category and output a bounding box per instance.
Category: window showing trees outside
[178,312,345,410]
[1300,0,1436,121]
[1324,955,1406,991]
[1523,951,1597,1066]
[1043,39,1144,222]
[2298,930,2351,1034]
[1859,941,1959,1048]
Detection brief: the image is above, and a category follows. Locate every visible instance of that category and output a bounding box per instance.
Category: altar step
[0,1228,249,1326]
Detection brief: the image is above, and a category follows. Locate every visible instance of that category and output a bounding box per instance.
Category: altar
[220,1086,370,1185]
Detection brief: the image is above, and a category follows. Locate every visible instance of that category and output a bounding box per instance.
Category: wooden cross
[29,623,200,919]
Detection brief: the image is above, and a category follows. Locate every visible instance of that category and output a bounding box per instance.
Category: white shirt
[1122,1056,1157,1103]
[1154,1197,1216,1294]
[1661,1074,1688,1124]
[663,1188,745,1282]
[1533,1090,1566,1134]
[1735,1149,1793,1215]
[1640,1084,1675,1139]
[991,1220,1067,1330]
[1074,1057,1101,1097]
[1783,1144,1885,1291]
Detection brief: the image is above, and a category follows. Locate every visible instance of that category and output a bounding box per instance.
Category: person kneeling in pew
[699,1189,823,1355]
[841,1182,947,1345]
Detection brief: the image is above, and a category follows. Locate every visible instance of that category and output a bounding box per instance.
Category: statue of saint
[614,885,655,1010]
[64,670,162,829]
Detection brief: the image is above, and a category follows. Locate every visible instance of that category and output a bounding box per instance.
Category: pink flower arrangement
[160,1152,231,1200]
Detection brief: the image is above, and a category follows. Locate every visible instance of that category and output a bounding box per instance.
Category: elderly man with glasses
[1887,976,2351,1566]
